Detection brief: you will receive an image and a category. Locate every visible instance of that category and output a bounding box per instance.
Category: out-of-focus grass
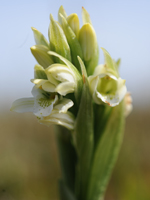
[0,109,150,200]
[0,111,60,200]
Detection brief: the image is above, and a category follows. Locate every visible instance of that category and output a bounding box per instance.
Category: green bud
[31,27,49,48]
[49,14,71,63]
[82,7,92,25]
[60,14,83,72]
[79,23,97,61]
[80,7,99,76]
[67,13,80,37]
[30,45,54,68]
[58,5,67,24]
[85,45,99,76]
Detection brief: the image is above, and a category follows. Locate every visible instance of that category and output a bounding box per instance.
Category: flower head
[11,86,74,130]
[88,48,127,107]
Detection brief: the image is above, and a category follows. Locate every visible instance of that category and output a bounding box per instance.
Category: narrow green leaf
[58,5,67,24]
[59,180,77,200]
[82,7,92,25]
[56,126,77,192]
[60,14,83,72]
[48,51,83,104]
[34,64,47,79]
[49,14,71,63]
[30,45,54,68]
[87,101,125,200]
[94,104,112,148]
[74,58,94,200]
[31,27,49,48]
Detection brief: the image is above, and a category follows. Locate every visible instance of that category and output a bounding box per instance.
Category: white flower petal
[96,77,127,107]
[96,91,119,107]
[50,110,75,123]
[94,64,106,76]
[55,82,75,95]
[31,86,45,98]
[39,111,74,130]
[33,94,58,118]
[40,118,74,130]
[53,98,74,113]
[89,71,127,107]
[46,64,75,82]
[31,79,48,87]
[11,98,34,113]
[42,81,56,92]
[33,98,54,118]
[46,73,60,86]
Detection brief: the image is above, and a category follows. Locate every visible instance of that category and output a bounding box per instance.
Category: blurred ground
[0,108,150,200]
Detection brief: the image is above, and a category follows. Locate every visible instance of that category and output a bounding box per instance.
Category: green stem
[55,126,77,194]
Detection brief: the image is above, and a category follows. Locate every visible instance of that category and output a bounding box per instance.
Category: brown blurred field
[0,108,150,200]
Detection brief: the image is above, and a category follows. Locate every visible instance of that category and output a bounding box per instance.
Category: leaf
[94,104,112,148]
[74,57,94,199]
[56,126,77,192]
[49,14,71,63]
[87,100,125,200]
[59,180,77,200]
[60,14,83,72]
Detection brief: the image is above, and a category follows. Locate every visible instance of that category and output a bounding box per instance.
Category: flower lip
[88,66,127,107]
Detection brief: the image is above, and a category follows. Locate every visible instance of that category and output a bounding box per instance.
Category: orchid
[11,5,132,200]
[11,86,74,130]
[88,48,127,107]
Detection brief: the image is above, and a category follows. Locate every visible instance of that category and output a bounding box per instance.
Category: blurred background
[0,0,150,199]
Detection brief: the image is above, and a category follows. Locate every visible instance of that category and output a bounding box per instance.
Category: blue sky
[1,0,150,109]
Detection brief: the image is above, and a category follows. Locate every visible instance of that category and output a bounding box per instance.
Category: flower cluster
[11,6,131,130]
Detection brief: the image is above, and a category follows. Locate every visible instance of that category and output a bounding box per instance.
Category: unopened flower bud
[49,14,71,63]
[79,23,97,62]
[30,45,54,68]
[58,5,67,24]
[67,13,80,37]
